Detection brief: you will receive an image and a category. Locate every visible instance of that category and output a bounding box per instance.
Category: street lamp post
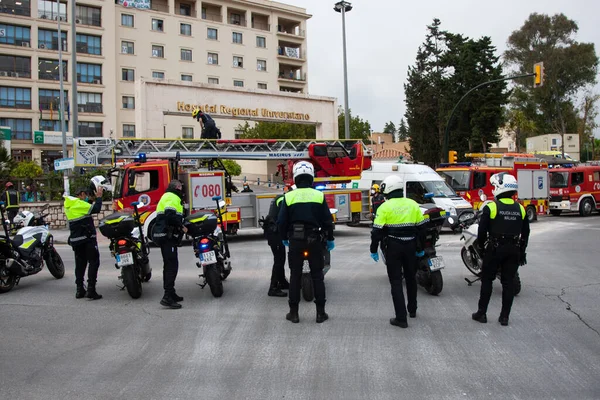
[334,1,352,140]
[57,9,69,196]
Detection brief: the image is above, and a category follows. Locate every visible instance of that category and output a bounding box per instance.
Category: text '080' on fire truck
[436,153,550,222]
[74,138,372,238]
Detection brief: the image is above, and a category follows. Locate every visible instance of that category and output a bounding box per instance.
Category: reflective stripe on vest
[5,190,19,209]
[156,192,183,214]
[276,196,284,206]
[487,199,526,220]
[284,188,324,206]
[373,197,425,229]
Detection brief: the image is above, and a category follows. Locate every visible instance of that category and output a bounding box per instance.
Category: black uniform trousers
[478,243,520,318]
[384,239,418,321]
[268,240,286,288]
[288,239,326,306]
[73,241,100,287]
[7,209,18,225]
[160,241,179,296]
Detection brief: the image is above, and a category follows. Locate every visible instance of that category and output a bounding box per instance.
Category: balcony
[277,18,305,38]
[176,1,196,18]
[201,4,222,22]
[0,1,31,17]
[1,38,32,48]
[280,86,303,93]
[77,74,102,84]
[251,13,270,31]
[278,66,306,83]
[228,9,246,27]
[150,0,169,13]
[277,43,305,62]
[38,10,67,21]
[38,39,68,51]
[76,15,102,27]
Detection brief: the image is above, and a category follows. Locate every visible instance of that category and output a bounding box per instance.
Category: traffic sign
[54,157,75,170]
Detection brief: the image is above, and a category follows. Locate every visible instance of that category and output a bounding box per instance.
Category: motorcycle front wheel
[205,265,223,298]
[122,266,142,299]
[425,270,443,296]
[0,269,16,293]
[461,248,481,276]
[45,248,65,279]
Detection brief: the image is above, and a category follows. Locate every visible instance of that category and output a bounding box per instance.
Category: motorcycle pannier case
[99,212,136,239]
[185,212,218,237]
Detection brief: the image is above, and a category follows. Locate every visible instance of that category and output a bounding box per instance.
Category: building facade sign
[176,102,311,121]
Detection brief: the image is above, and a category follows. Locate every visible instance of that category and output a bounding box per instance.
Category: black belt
[490,235,519,245]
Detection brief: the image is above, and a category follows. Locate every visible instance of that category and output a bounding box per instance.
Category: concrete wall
[137,78,338,139]
[19,201,115,230]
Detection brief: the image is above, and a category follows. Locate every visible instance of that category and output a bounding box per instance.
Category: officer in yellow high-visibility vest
[153,180,188,309]
[278,162,334,324]
[370,175,426,329]
[1,182,20,225]
[472,173,530,326]
[64,185,104,299]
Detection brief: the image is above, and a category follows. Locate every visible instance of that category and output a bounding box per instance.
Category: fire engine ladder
[74,138,372,166]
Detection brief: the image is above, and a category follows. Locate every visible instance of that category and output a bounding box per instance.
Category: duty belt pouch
[166,226,174,240]
[307,231,322,245]
[291,223,306,240]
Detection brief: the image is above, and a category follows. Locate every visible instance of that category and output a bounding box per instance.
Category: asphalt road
[1,216,599,400]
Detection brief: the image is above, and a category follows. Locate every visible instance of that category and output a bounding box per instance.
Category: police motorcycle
[185,195,231,298]
[453,194,522,295]
[300,207,337,302]
[99,202,152,299]
[0,202,64,293]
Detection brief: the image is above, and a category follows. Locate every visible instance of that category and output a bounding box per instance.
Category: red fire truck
[75,138,371,236]
[549,164,600,216]
[437,153,549,222]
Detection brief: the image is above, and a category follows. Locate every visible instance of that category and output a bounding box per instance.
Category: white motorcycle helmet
[13,210,34,227]
[292,161,315,180]
[490,173,518,198]
[380,175,404,195]
[90,175,113,192]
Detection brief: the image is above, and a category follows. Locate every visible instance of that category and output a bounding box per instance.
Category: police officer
[370,183,385,220]
[64,185,104,299]
[1,182,20,225]
[278,162,334,323]
[369,175,426,328]
[472,173,530,326]
[192,109,222,139]
[263,186,293,297]
[153,180,188,309]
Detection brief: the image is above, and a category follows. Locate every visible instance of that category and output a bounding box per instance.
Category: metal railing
[38,11,67,21]
[39,72,68,81]
[277,47,305,60]
[278,72,306,81]
[252,21,270,31]
[78,103,102,113]
[277,25,305,37]
[0,100,31,109]
[228,16,247,27]
[77,75,102,84]
[1,38,32,48]
[39,100,68,110]
[151,3,169,13]
[202,11,222,22]
[38,39,68,51]
[0,69,32,78]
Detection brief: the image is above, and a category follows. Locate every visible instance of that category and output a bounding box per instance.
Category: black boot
[172,292,184,302]
[76,285,87,299]
[498,316,509,326]
[86,285,102,300]
[160,295,182,309]
[316,304,329,324]
[390,318,408,328]
[277,280,290,290]
[286,302,299,323]
[472,310,487,323]
[268,286,287,297]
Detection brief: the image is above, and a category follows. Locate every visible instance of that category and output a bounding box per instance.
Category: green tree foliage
[577,93,599,161]
[11,161,43,179]
[404,19,508,165]
[221,159,242,177]
[337,107,372,141]
[0,142,14,180]
[505,107,536,152]
[383,121,396,136]
[397,119,409,141]
[504,13,599,136]
[236,121,316,139]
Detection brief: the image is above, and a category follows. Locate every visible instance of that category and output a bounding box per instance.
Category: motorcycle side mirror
[447,217,455,225]
[329,208,338,215]
[424,192,434,199]
[212,195,222,201]
[480,194,487,202]
[130,201,139,208]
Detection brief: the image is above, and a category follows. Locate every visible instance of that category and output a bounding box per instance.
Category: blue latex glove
[326,240,335,251]
[416,250,425,257]
[370,253,379,262]
[282,240,289,247]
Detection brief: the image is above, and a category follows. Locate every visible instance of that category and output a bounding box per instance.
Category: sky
[291,0,600,134]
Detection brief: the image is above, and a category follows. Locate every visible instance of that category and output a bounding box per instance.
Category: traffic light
[534,62,544,88]
[448,150,458,164]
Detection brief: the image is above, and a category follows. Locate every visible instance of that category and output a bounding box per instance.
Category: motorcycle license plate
[116,252,134,267]
[428,256,445,271]
[200,251,217,265]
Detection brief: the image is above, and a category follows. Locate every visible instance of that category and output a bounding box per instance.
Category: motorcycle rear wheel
[301,272,314,302]
[425,270,443,296]
[45,248,65,279]
[0,270,16,293]
[461,248,481,276]
[205,265,223,298]
[122,266,142,299]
